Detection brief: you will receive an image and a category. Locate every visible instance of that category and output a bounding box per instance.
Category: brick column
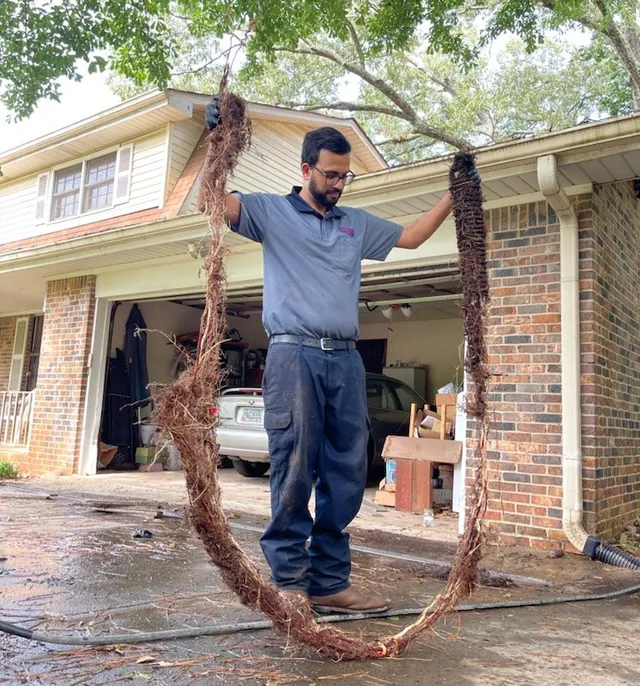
[482,201,569,549]
[27,277,96,475]
[479,189,639,549]
[582,181,640,539]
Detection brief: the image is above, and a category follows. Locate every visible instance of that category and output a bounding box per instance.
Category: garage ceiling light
[360,293,462,308]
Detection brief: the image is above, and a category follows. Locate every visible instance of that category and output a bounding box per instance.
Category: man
[206,98,480,613]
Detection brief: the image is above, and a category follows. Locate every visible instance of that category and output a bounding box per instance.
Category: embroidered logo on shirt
[339,227,355,237]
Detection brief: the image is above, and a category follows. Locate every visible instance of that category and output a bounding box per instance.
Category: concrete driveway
[0,474,639,685]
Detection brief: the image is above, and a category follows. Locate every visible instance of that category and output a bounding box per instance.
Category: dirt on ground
[1,478,639,686]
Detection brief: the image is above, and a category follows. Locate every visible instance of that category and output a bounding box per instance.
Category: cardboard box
[415,408,453,438]
[98,442,118,469]
[377,477,396,493]
[383,436,463,465]
[373,489,396,507]
[436,392,459,407]
[436,393,459,427]
[417,427,442,439]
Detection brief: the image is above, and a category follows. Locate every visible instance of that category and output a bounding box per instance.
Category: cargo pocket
[264,409,294,471]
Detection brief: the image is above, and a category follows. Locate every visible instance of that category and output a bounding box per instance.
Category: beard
[309,177,342,208]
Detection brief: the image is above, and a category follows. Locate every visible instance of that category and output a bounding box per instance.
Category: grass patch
[0,459,19,480]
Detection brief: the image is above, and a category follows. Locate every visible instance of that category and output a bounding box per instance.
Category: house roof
[2,106,640,268]
[345,111,640,220]
[0,89,387,183]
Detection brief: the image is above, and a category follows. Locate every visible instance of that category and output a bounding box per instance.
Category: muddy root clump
[154,80,491,660]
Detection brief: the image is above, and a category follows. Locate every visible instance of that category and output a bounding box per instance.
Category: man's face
[303,150,351,208]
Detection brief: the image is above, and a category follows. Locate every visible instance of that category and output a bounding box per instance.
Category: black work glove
[205,95,222,130]
[466,166,481,184]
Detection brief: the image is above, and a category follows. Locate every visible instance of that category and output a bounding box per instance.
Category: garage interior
[97,264,465,487]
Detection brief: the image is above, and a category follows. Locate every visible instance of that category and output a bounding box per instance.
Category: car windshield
[387,379,425,412]
[366,376,426,412]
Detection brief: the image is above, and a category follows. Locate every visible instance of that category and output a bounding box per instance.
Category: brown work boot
[308,586,391,614]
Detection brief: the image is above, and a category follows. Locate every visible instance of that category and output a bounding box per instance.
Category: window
[51,164,82,220]
[50,151,118,221]
[83,154,117,211]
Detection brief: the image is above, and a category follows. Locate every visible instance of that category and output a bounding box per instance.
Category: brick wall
[483,200,568,549]
[0,316,17,391]
[483,187,640,549]
[582,181,640,539]
[19,277,96,475]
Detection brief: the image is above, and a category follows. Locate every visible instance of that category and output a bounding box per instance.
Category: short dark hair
[301,127,351,166]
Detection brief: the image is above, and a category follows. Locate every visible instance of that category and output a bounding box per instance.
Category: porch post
[28,276,97,475]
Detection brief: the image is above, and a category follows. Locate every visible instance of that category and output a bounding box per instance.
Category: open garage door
[107,261,464,409]
[220,261,463,403]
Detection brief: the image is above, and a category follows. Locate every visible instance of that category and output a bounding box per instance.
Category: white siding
[182,119,371,214]
[0,130,167,246]
[231,120,370,191]
[165,119,204,201]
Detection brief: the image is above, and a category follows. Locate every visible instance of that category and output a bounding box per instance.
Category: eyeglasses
[311,166,356,187]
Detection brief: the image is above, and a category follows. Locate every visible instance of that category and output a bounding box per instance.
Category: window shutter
[34,173,50,224]
[8,317,29,391]
[114,144,134,204]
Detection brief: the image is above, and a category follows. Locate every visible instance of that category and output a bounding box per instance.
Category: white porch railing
[0,391,34,448]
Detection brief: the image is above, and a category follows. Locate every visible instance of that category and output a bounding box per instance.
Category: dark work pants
[259,341,368,597]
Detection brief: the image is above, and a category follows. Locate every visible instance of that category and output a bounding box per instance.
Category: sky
[0,72,121,154]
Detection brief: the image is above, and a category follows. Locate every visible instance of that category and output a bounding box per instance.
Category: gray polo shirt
[231,187,403,340]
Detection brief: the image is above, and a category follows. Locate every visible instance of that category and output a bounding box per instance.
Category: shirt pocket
[335,234,361,273]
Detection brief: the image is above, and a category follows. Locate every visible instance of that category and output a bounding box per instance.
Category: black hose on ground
[583,536,640,570]
[1,581,639,647]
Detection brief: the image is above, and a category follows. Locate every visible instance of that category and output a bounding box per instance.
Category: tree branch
[345,19,366,68]
[406,57,457,97]
[275,43,471,150]
[287,100,411,119]
[171,44,240,76]
[542,0,640,105]
[593,0,640,105]
[377,134,422,146]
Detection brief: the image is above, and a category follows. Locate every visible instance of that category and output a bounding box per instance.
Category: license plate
[238,407,264,425]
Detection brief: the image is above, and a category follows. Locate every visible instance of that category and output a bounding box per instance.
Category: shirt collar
[286,186,345,219]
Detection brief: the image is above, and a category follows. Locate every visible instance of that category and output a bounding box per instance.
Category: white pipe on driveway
[537,154,589,552]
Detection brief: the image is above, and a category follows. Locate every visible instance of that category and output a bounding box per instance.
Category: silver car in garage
[216,373,427,477]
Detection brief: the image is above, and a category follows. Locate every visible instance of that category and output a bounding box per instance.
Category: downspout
[537,155,640,569]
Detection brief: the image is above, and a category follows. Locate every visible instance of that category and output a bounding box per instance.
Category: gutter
[537,154,640,570]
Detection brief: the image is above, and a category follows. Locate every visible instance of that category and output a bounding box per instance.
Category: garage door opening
[93,262,466,515]
[96,295,268,473]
